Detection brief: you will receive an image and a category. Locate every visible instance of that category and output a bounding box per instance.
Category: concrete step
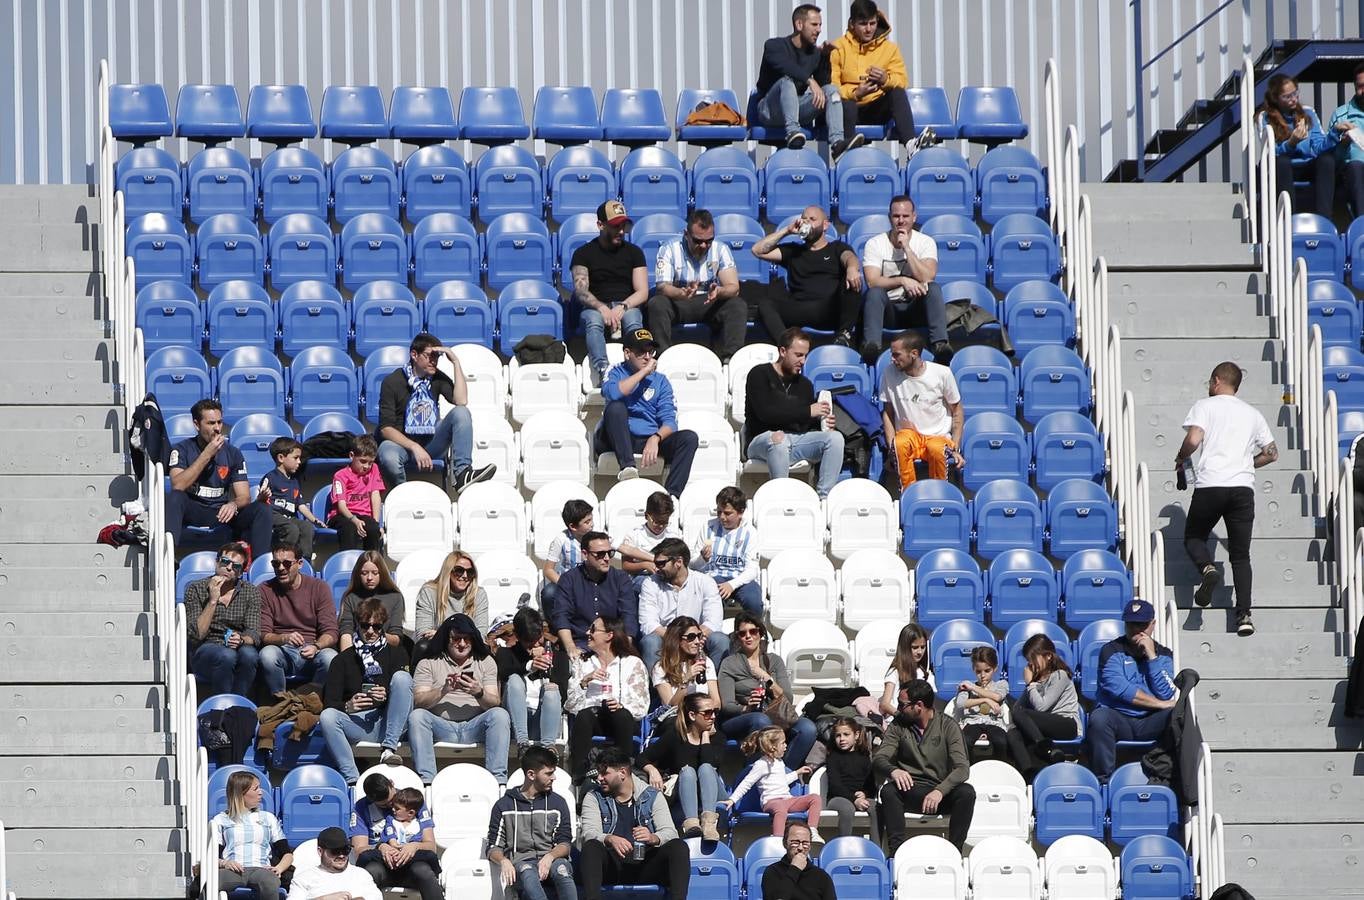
[7,851,185,899]
[8,827,183,856]
[1221,824,1364,897]
[1084,181,1245,220]
[0,224,99,272]
[1108,271,1269,340]
[0,754,174,780]
[1123,336,1283,389]
[1197,678,1362,748]
[0,588,150,612]
[1,776,178,811]
[0,184,99,224]
[1160,537,1333,606]
[0,611,152,637]
[1153,486,1322,542]
[0,726,173,755]
[0,566,142,593]
[0,336,113,362]
[0,448,129,483]
[0,380,118,405]
[1183,630,1346,679]
[1178,605,1339,632]
[0,315,107,339]
[1092,218,1255,269]
[0,544,144,568]
[0,497,134,540]
[0,683,163,710]
[1,425,127,456]
[1132,402,1302,464]
[2,800,181,829]
[0,405,124,432]
[1214,770,1364,824]
[0,639,158,683]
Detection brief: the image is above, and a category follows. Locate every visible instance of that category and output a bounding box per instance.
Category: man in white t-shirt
[1175,361,1277,637]
[879,331,964,490]
[861,195,951,364]
[287,826,382,900]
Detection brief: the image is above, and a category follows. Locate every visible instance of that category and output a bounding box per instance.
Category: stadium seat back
[205,279,274,355]
[916,549,986,632]
[1033,762,1105,845]
[1019,346,1091,423]
[618,147,689,219]
[990,213,1061,293]
[339,213,409,291]
[458,86,531,143]
[127,212,194,289]
[920,213,987,283]
[109,83,173,142]
[115,146,183,219]
[289,346,360,422]
[904,148,974,219]
[976,145,1046,223]
[352,281,421,357]
[532,85,602,144]
[320,85,389,142]
[268,213,337,291]
[1292,212,1345,282]
[949,345,1018,417]
[425,280,494,347]
[136,280,203,353]
[601,87,671,144]
[389,85,460,142]
[1046,480,1119,560]
[484,212,553,289]
[973,479,1045,560]
[899,480,971,558]
[259,146,328,224]
[764,147,833,222]
[959,411,1031,491]
[401,145,472,221]
[217,346,287,420]
[835,147,901,222]
[545,145,615,221]
[279,765,350,846]
[1001,618,1073,694]
[411,213,481,290]
[692,146,761,219]
[473,145,545,220]
[331,146,400,223]
[279,279,347,355]
[956,86,1028,142]
[246,84,317,143]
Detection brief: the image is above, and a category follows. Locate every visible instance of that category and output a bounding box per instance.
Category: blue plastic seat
[1001,619,1072,694]
[331,146,400,223]
[905,148,974,219]
[259,147,329,225]
[176,550,219,602]
[845,214,891,260]
[714,213,769,282]
[208,765,273,819]
[1108,764,1180,845]
[601,88,672,145]
[950,345,1017,416]
[289,346,360,422]
[458,86,531,143]
[1076,619,1122,701]
[738,836,790,891]
[675,89,747,145]
[555,213,601,286]
[816,836,891,900]
[683,838,741,900]
[186,147,255,224]
[472,145,544,220]
[930,619,997,701]
[1341,409,1364,459]
[745,89,812,146]
[498,279,564,353]
[411,213,482,290]
[618,147,688,218]
[973,479,1045,559]
[127,213,194,289]
[302,413,367,470]
[631,214,688,288]
[920,214,987,283]
[389,86,459,142]
[764,148,832,223]
[279,280,348,357]
[1120,835,1194,900]
[136,281,203,352]
[1033,761,1104,844]
[352,281,421,357]
[976,146,1047,224]
[109,84,173,142]
[900,479,971,558]
[175,84,244,143]
[230,413,295,482]
[321,549,364,607]
[692,147,761,219]
[1003,280,1075,359]
[988,549,1059,629]
[959,411,1030,491]
[196,215,264,290]
[205,280,275,354]
[1307,289,1362,348]
[1293,212,1346,282]
[546,146,615,222]
[1060,549,1133,632]
[804,344,872,397]
[115,147,183,219]
[246,84,317,144]
[1324,345,1364,411]
[484,212,553,289]
[217,346,287,420]
[279,764,351,847]
[166,414,197,444]
[1020,346,1091,423]
[267,213,337,291]
[916,548,986,632]
[339,213,409,290]
[956,86,1028,144]
[1046,479,1119,559]
[319,85,388,142]
[1033,412,1105,491]
[1348,219,1364,291]
[400,146,472,222]
[905,87,958,139]
[532,86,602,144]
[834,147,901,223]
[425,280,494,347]
[147,346,213,413]
[990,214,1061,293]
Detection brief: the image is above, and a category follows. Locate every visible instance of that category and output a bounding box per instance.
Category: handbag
[764,694,801,730]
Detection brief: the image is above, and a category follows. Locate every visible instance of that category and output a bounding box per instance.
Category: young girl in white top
[721,726,821,839]
[880,623,935,715]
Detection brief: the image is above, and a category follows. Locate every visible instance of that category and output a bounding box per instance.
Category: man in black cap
[596,328,698,497]
[287,826,382,899]
[572,199,649,385]
[1088,598,1177,783]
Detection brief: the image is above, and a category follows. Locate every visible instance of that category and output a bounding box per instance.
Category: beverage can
[818,390,834,431]
[222,628,234,646]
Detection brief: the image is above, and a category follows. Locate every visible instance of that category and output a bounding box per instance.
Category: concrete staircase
[0,185,187,899]
[1092,180,1364,898]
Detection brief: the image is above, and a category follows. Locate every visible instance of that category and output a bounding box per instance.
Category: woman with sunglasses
[717,611,818,769]
[319,598,415,784]
[651,616,722,712]
[183,542,262,696]
[639,692,725,841]
[339,551,406,651]
[414,550,488,657]
[565,616,649,782]
[1258,73,1339,216]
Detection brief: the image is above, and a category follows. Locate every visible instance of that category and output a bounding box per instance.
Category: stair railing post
[1044,59,1064,239]
[1241,54,1257,243]
[1133,0,1146,179]
[1339,456,1355,646]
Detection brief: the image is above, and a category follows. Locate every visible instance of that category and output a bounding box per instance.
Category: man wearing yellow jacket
[829,0,921,150]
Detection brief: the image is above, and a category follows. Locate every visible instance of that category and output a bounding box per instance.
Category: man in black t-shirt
[571,200,650,384]
[751,205,864,346]
[166,398,273,558]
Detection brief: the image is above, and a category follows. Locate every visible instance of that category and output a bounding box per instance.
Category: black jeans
[757,280,863,341]
[960,723,1010,763]
[1006,705,1079,774]
[359,850,443,900]
[329,513,383,551]
[1275,151,1338,217]
[580,837,690,900]
[848,87,916,143]
[1183,485,1256,614]
[593,401,698,498]
[646,292,749,363]
[1344,160,1364,218]
[878,778,976,851]
[570,706,638,779]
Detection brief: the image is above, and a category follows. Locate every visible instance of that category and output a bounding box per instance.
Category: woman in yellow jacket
[829,0,920,149]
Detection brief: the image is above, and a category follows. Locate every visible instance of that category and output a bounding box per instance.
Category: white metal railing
[1241,55,1259,245]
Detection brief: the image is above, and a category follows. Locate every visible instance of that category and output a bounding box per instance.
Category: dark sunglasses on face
[653,557,675,568]
[693,708,717,717]
[359,622,385,633]
[737,627,762,637]
[217,556,244,572]
[587,549,615,560]
[451,565,475,578]
[682,632,703,642]
[270,558,298,569]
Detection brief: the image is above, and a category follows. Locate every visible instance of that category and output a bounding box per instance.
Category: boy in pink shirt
[328,436,386,551]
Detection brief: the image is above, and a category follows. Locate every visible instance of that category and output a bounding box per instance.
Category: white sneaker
[617,466,639,481]
[380,748,402,766]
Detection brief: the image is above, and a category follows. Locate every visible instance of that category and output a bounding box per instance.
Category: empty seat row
[1293,213,1364,287]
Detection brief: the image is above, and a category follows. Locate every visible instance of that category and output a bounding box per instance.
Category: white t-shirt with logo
[879,362,960,437]
[862,230,939,302]
[1183,394,1273,488]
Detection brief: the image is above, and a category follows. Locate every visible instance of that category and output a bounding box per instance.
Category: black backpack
[513,334,567,365]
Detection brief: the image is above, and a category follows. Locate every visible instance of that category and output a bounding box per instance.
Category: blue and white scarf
[354,631,387,682]
[403,364,438,436]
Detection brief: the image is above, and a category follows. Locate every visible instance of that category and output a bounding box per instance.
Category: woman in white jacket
[566,615,650,781]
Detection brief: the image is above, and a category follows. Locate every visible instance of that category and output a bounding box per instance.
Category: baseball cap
[1122,598,1156,623]
[317,826,349,853]
[597,199,632,226]
[623,328,660,353]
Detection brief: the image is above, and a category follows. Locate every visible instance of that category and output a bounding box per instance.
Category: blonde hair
[225,770,260,820]
[425,551,480,621]
[740,726,786,760]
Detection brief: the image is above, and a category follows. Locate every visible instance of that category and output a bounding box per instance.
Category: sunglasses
[217,556,244,572]
[359,622,385,633]
[736,627,762,638]
[693,708,717,717]
[451,565,475,578]
[587,549,616,560]
[652,557,675,568]
[270,558,298,569]
[448,633,473,644]
[682,632,703,642]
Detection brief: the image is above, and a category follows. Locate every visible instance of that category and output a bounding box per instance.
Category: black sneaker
[831,132,865,163]
[930,340,955,366]
[1193,565,1220,608]
[452,463,496,498]
[835,329,856,348]
[1236,612,1255,637]
[785,131,807,150]
[859,341,883,367]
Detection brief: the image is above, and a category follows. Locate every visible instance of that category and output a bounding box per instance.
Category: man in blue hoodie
[1088,599,1177,782]
[487,746,577,900]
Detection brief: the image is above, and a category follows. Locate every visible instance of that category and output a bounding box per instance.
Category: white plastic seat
[853,618,903,692]
[966,760,1032,845]
[752,478,824,558]
[430,762,504,849]
[968,835,1042,900]
[291,839,320,873]
[726,342,779,425]
[384,482,457,561]
[520,410,592,491]
[440,846,502,900]
[778,618,854,689]
[509,356,581,425]
[579,342,625,407]
[600,478,668,539]
[439,344,508,418]
[456,482,530,554]
[894,834,967,900]
[657,343,727,414]
[676,479,736,540]
[764,549,838,628]
[473,549,540,621]
[471,411,520,486]
[530,481,600,559]
[825,478,899,559]
[677,410,741,481]
[393,547,450,634]
[352,763,424,803]
[1043,835,1118,900]
[839,549,915,630]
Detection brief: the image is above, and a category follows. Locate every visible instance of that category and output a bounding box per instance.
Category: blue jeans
[583,304,644,375]
[258,643,338,695]
[759,79,846,145]
[317,672,415,783]
[676,763,723,822]
[640,630,728,674]
[746,429,845,499]
[506,674,564,745]
[862,283,949,347]
[514,857,577,900]
[1088,706,1172,783]
[407,706,512,784]
[721,713,817,769]
[191,642,260,697]
[377,405,475,488]
[714,576,764,618]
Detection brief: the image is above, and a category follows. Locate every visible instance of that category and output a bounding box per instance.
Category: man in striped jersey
[687,485,764,617]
